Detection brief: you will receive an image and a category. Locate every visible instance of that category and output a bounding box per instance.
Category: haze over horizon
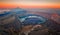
[0,0,60,8]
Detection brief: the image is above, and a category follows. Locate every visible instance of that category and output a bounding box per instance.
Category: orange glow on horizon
[0,3,60,8]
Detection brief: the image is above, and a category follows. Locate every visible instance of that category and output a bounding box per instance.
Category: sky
[0,0,60,8]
